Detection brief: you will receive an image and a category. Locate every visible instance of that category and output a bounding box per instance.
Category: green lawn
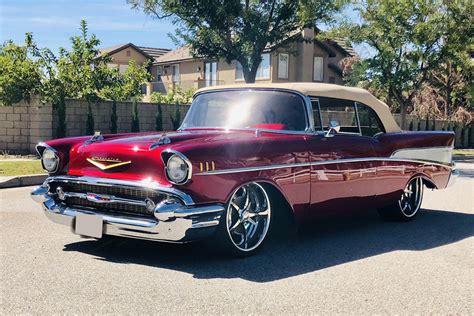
[0,160,46,176]
[453,149,474,156]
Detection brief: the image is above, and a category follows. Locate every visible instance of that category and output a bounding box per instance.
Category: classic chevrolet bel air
[31,83,457,256]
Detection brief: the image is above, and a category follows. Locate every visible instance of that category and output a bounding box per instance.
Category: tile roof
[154,45,196,64]
[137,46,171,60]
[100,43,171,61]
[331,38,357,57]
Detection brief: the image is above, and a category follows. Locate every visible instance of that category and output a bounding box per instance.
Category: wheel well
[422,178,437,189]
[258,182,296,232]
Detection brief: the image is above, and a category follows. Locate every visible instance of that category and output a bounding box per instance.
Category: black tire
[378,177,424,221]
[211,182,273,257]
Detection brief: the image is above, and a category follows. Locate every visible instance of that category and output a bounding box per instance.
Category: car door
[307,97,380,216]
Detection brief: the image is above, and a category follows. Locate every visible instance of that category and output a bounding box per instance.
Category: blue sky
[1,0,366,56]
[0,0,177,52]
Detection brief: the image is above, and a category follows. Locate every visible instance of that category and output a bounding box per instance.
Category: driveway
[1,162,473,314]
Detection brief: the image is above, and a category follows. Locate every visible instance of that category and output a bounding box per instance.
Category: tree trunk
[400,103,407,130]
[242,65,259,83]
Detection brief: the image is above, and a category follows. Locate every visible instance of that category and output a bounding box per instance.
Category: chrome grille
[48,181,168,217]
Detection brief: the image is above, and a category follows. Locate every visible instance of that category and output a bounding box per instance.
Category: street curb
[0,174,47,189]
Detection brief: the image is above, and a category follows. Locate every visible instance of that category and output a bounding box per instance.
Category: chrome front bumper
[31,180,224,242]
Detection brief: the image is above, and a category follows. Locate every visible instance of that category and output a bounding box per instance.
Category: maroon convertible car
[32,83,457,256]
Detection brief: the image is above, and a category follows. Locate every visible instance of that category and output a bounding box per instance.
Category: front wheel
[378,177,424,221]
[212,182,272,257]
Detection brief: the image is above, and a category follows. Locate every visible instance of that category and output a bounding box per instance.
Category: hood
[66,129,272,183]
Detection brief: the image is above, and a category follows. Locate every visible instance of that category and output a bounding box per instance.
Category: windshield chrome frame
[179,88,315,135]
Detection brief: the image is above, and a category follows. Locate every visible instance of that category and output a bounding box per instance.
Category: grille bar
[48,180,170,217]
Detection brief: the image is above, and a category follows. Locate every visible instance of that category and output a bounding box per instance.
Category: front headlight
[42,149,59,172]
[166,154,190,184]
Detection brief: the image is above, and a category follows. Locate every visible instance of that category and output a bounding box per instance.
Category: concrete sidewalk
[0,174,47,189]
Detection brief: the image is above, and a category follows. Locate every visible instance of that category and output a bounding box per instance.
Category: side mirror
[325,120,340,137]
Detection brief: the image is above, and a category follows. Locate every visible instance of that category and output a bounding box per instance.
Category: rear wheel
[378,177,424,221]
[213,182,272,257]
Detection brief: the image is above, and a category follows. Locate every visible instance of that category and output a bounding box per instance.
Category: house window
[236,53,271,80]
[126,50,131,57]
[313,56,324,81]
[157,66,163,81]
[278,53,289,79]
[205,61,218,86]
[171,64,180,83]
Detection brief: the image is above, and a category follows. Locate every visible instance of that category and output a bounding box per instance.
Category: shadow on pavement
[63,208,474,282]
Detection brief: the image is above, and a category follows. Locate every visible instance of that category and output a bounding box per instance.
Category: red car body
[31,83,456,252]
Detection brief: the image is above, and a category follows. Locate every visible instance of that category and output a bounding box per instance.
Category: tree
[0,33,43,105]
[130,0,346,83]
[37,20,114,136]
[335,0,471,129]
[100,60,151,133]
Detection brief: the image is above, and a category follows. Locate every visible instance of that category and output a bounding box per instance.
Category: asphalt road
[1,162,473,314]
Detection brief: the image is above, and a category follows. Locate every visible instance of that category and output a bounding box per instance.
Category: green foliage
[333,0,473,128]
[170,103,181,130]
[130,0,347,83]
[0,33,43,105]
[155,104,163,131]
[34,20,114,137]
[86,103,95,135]
[111,101,118,134]
[131,100,140,132]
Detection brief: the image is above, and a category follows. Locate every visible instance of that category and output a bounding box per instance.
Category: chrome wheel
[398,177,424,218]
[226,183,271,252]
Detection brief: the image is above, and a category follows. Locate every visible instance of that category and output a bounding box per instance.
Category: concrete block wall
[0,98,190,154]
[0,98,53,154]
[0,98,471,154]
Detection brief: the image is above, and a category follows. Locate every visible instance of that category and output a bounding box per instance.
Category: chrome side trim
[43,175,195,206]
[390,146,453,165]
[194,157,453,176]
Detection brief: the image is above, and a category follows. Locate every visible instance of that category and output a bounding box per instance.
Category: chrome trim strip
[390,146,453,164]
[61,191,147,207]
[161,149,193,185]
[36,142,60,173]
[194,157,453,176]
[43,175,195,206]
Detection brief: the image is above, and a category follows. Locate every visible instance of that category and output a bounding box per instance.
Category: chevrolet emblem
[86,157,131,170]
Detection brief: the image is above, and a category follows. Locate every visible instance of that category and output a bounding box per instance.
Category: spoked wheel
[378,177,424,221]
[213,182,272,256]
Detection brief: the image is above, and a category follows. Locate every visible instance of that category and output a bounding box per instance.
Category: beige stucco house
[100,43,170,74]
[150,28,355,95]
[100,28,355,100]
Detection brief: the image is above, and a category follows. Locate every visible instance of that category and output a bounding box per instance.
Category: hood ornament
[149,134,172,150]
[84,131,104,145]
[86,156,131,170]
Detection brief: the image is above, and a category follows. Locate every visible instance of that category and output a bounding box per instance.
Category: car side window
[356,102,385,137]
[311,100,322,130]
[318,97,359,134]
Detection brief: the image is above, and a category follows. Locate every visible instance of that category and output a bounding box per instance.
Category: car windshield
[180,90,308,131]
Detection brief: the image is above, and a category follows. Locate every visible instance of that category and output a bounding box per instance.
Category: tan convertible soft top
[196,83,401,133]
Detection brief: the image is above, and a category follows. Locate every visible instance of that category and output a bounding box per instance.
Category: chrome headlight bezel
[41,148,59,173]
[163,151,192,185]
